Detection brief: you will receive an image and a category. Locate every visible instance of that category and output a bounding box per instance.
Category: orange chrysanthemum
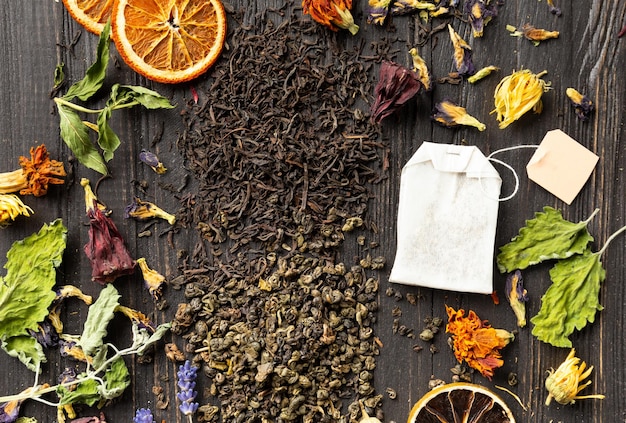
[302,0,359,35]
[0,145,66,197]
[445,305,514,380]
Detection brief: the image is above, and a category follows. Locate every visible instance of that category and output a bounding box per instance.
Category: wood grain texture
[1,1,626,422]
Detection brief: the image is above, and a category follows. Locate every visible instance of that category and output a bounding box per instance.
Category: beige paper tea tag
[526,129,599,204]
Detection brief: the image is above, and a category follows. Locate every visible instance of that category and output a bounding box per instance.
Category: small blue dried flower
[139,149,167,174]
[133,408,155,423]
[177,360,199,420]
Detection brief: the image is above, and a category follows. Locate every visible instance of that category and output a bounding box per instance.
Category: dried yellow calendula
[492,69,550,129]
[545,348,605,406]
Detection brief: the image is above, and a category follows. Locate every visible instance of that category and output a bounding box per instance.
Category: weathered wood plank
[1,1,626,423]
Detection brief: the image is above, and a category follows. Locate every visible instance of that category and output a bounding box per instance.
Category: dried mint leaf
[0,219,67,371]
[77,284,121,357]
[530,251,604,348]
[497,207,597,273]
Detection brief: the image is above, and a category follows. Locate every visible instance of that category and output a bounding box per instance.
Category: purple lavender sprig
[133,408,155,423]
[177,360,199,422]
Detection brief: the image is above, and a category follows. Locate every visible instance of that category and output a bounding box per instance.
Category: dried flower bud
[139,149,167,174]
[566,87,594,121]
[370,61,422,124]
[505,270,528,327]
[302,0,359,35]
[0,145,66,197]
[367,0,392,25]
[431,100,486,131]
[408,47,432,91]
[81,178,136,284]
[464,0,500,38]
[177,360,199,419]
[467,65,499,84]
[390,0,436,17]
[545,348,605,405]
[507,23,559,44]
[448,25,475,76]
[136,257,166,301]
[125,197,176,225]
[133,408,155,423]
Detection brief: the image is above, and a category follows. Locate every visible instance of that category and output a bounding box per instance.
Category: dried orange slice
[62,0,114,35]
[111,0,227,84]
[407,383,516,423]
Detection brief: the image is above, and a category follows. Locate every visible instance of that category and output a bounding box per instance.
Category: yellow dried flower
[0,194,33,228]
[492,69,550,129]
[408,47,432,91]
[545,348,605,406]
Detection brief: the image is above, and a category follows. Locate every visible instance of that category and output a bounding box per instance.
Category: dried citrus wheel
[407,383,516,423]
[62,0,114,35]
[111,0,227,84]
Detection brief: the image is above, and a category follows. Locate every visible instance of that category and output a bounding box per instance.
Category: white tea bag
[389,142,502,294]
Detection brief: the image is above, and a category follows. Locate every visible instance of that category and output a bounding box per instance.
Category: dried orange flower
[0,145,66,196]
[545,348,605,406]
[445,305,514,380]
[492,69,550,129]
[302,0,359,35]
[507,23,559,44]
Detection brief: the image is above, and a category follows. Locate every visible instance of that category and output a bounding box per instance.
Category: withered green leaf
[497,207,598,273]
[530,251,604,348]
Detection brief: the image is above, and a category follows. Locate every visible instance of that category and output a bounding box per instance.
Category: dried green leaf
[497,207,597,273]
[0,219,67,370]
[530,251,604,348]
[77,284,121,357]
[96,107,120,163]
[56,101,109,175]
[63,21,110,102]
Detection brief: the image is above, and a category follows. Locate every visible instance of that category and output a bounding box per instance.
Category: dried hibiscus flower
[370,61,422,124]
[566,87,594,121]
[448,25,475,76]
[445,305,514,380]
[0,144,66,197]
[302,0,359,35]
[81,178,136,284]
[545,348,605,405]
[431,100,486,131]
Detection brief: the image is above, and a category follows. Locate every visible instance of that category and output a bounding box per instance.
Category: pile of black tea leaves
[174,3,390,422]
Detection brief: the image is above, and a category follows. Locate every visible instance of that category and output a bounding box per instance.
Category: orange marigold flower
[302,0,360,35]
[445,305,514,380]
[0,145,66,196]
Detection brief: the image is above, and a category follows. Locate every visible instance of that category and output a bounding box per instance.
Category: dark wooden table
[1,1,625,422]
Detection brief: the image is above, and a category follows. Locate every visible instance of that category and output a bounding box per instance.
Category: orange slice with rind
[111,0,227,84]
[407,382,516,423]
[62,0,115,35]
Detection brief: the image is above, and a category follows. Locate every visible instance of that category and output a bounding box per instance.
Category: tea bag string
[484,145,539,201]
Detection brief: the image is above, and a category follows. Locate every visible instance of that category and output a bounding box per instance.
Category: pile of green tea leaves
[0,220,170,422]
[497,206,625,348]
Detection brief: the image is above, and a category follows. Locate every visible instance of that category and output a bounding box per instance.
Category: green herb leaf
[99,356,130,400]
[96,107,120,162]
[133,322,173,356]
[115,85,176,110]
[63,21,111,102]
[530,251,604,348]
[57,377,101,407]
[56,101,109,175]
[53,63,66,89]
[497,207,597,273]
[77,284,121,357]
[1,335,46,372]
[0,219,67,370]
